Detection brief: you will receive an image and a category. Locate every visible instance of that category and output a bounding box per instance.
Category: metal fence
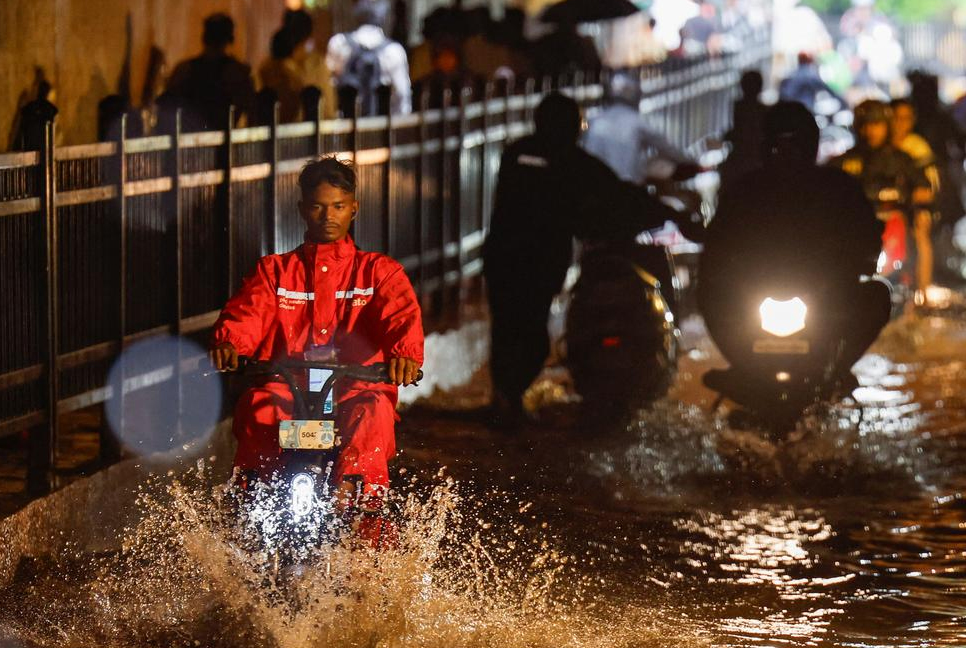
[902,21,966,77]
[0,45,766,494]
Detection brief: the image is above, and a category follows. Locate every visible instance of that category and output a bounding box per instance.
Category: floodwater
[2,292,966,647]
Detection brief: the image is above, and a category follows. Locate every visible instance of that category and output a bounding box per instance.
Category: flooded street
[2,299,966,647]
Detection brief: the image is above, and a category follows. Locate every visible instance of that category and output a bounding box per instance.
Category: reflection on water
[2,307,966,646]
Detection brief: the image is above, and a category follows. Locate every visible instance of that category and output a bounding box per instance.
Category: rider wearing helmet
[700,101,889,372]
[829,99,932,293]
[583,70,695,185]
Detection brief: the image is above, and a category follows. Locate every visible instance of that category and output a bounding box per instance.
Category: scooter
[565,239,679,413]
[700,255,890,429]
[215,356,421,587]
[564,162,705,415]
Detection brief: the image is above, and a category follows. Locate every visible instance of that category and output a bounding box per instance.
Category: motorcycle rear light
[601,336,622,348]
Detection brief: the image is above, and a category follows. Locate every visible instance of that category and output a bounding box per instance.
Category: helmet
[763,101,819,162]
[853,99,891,131]
[605,70,642,106]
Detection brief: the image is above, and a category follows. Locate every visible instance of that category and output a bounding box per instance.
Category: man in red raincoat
[209,157,423,516]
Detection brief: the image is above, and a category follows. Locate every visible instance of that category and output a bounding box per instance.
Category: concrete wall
[0,0,288,147]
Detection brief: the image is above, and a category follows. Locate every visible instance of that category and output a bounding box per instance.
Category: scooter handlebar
[223,357,423,385]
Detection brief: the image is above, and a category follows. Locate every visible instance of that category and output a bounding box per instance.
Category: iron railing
[0,46,767,494]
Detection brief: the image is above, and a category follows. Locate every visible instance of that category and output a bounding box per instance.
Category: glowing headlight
[290,472,316,517]
[759,297,807,337]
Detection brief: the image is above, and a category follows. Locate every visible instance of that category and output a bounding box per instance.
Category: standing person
[891,98,939,294]
[909,72,966,239]
[326,0,412,116]
[11,78,58,151]
[530,18,601,80]
[719,70,767,189]
[284,9,338,120]
[483,93,684,420]
[258,29,303,123]
[164,13,256,131]
[209,157,423,543]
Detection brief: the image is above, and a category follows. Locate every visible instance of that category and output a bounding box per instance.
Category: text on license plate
[752,339,810,355]
[279,419,337,450]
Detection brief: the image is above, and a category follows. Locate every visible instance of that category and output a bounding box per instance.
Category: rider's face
[299,182,358,243]
[860,120,889,149]
[891,104,915,141]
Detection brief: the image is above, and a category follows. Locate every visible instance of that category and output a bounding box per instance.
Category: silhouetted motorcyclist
[700,101,890,372]
[583,71,694,185]
[483,92,684,419]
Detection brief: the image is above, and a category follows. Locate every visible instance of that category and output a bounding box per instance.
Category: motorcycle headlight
[290,472,316,517]
[759,297,807,337]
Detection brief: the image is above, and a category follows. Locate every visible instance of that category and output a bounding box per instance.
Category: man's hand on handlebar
[210,342,239,371]
[388,357,421,386]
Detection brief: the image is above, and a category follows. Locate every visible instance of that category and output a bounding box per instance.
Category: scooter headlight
[759,297,807,337]
[290,472,316,517]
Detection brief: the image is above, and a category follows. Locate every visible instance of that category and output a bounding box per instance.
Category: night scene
[2,0,966,645]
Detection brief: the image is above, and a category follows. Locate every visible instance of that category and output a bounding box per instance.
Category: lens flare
[104,335,222,456]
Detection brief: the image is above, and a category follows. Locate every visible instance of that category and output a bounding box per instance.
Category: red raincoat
[211,235,424,494]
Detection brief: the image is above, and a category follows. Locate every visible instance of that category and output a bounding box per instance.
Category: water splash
[588,374,932,498]
[0,466,701,648]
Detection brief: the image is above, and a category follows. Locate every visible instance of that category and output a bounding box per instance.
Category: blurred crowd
[10,0,773,147]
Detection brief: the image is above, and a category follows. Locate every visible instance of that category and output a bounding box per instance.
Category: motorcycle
[565,238,679,413]
[564,161,705,415]
[213,356,422,588]
[700,255,890,429]
[871,183,911,291]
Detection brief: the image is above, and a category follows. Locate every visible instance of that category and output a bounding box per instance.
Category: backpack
[338,36,389,116]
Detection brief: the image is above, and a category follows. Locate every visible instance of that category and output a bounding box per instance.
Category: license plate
[752,339,810,355]
[279,419,337,450]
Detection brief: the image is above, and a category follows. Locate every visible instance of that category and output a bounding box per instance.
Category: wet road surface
[1,296,966,647]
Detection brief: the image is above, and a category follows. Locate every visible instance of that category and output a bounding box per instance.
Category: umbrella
[541,0,640,24]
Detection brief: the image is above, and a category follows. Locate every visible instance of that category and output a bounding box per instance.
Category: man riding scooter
[209,157,423,543]
[699,101,891,422]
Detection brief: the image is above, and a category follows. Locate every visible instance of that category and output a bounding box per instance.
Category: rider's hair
[203,13,235,49]
[299,156,357,195]
[890,97,914,113]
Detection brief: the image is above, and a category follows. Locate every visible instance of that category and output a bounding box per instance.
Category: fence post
[480,81,492,242]
[102,114,127,465]
[224,106,236,296]
[416,90,429,308]
[525,77,536,128]
[269,102,280,256]
[171,110,184,335]
[436,88,451,319]
[384,97,393,256]
[351,96,361,242]
[454,87,468,309]
[170,110,185,447]
[316,95,325,158]
[30,119,58,495]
